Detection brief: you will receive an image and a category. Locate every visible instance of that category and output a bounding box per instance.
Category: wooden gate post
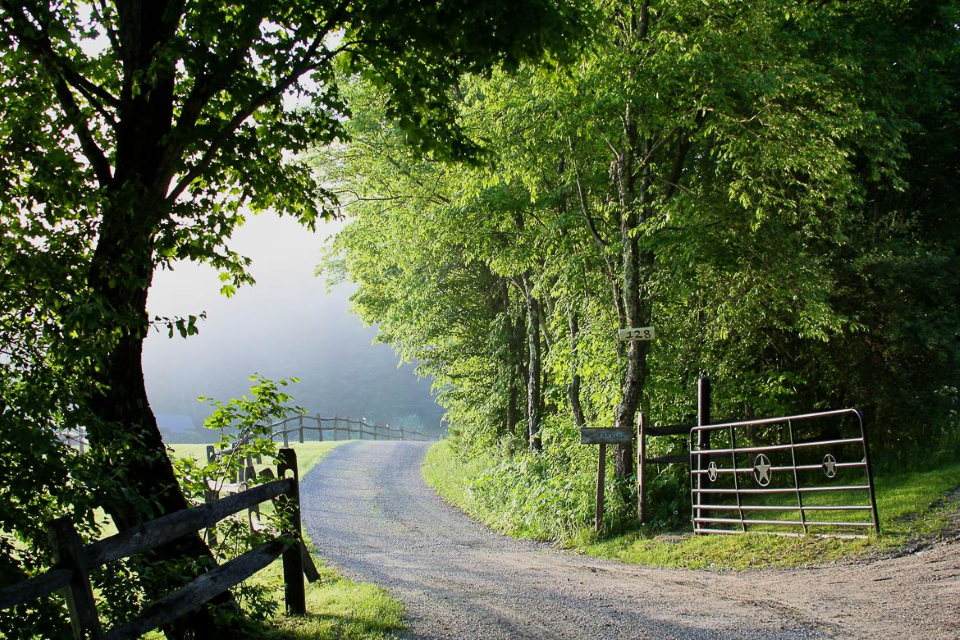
[595,443,606,533]
[276,448,305,615]
[696,376,712,524]
[637,412,647,524]
[49,518,103,639]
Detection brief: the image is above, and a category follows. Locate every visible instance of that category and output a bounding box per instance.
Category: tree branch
[166,0,354,203]
[567,138,609,249]
[1,1,114,185]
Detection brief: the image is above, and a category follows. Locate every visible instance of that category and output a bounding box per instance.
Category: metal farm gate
[689,409,881,537]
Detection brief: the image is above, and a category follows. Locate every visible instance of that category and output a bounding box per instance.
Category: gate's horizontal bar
[693,527,741,535]
[694,517,874,527]
[691,460,866,475]
[697,504,798,511]
[691,437,864,456]
[793,461,866,471]
[689,408,861,432]
[693,485,870,494]
[696,504,873,512]
[694,527,871,540]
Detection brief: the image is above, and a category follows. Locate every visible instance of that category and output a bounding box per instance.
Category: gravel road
[299,441,960,640]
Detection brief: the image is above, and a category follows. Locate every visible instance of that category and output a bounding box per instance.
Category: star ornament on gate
[753,454,772,487]
[822,454,838,478]
[707,461,718,482]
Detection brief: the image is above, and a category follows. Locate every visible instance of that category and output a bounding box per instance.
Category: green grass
[246,543,403,640]
[168,440,345,479]
[138,440,405,639]
[424,440,960,570]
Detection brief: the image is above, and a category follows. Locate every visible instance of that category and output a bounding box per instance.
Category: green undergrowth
[168,440,344,479]
[423,440,960,570]
[139,440,406,639]
[248,542,403,640]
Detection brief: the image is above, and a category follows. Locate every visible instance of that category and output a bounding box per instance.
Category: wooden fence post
[298,415,304,444]
[204,488,219,547]
[316,415,323,442]
[696,376,711,525]
[399,424,405,441]
[49,518,103,639]
[638,412,647,524]
[276,449,305,615]
[595,443,606,533]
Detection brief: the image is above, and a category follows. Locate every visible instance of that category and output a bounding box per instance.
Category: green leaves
[321,0,960,497]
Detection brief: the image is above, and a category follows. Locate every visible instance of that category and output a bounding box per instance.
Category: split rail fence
[0,449,313,639]
[264,414,436,446]
[59,415,437,455]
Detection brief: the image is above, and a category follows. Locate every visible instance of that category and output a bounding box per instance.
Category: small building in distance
[156,414,200,442]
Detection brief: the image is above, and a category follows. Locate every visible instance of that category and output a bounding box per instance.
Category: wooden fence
[265,414,437,446]
[58,415,437,454]
[0,449,314,639]
[59,427,89,453]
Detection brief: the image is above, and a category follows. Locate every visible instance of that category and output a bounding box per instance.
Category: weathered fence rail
[59,414,438,456]
[58,427,89,453]
[0,449,313,639]
[265,414,436,447]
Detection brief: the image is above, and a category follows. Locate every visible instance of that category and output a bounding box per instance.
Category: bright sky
[142,212,442,430]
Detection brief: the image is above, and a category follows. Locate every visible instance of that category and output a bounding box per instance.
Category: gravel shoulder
[299,441,960,640]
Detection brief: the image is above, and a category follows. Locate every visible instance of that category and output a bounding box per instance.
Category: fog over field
[143,212,444,440]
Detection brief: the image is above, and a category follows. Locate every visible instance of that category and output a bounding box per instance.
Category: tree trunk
[84,197,239,638]
[567,311,587,429]
[522,275,542,451]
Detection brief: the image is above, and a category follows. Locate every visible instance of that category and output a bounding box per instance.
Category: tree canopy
[0,0,584,636]
[323,0,960,532]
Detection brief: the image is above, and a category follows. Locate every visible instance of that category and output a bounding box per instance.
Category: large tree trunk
[510,304,527,445]
[85,196,238,638]
[82,2,239,622]
[567,311,587,429]
[522,275,543,451]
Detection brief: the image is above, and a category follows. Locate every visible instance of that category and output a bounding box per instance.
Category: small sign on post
[580,427,633,444]
[581,427,633,532]
[618,326,655,341]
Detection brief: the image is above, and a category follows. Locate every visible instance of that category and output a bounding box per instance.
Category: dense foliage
[323,0,960,535]
[0,0,582,636]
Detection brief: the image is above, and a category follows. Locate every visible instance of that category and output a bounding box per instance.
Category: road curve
[299,441,959,640]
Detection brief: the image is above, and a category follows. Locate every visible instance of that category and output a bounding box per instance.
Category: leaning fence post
[49,518,103,640]
[276,448,306,615]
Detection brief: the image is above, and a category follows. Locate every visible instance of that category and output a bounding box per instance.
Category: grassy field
[137,440,406,639]
[423,440,960,570]
[168,441,345,479]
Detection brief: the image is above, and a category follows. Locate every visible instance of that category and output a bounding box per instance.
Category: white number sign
[617,326,656,341]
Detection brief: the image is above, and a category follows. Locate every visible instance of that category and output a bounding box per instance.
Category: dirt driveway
[299,441,959,639]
